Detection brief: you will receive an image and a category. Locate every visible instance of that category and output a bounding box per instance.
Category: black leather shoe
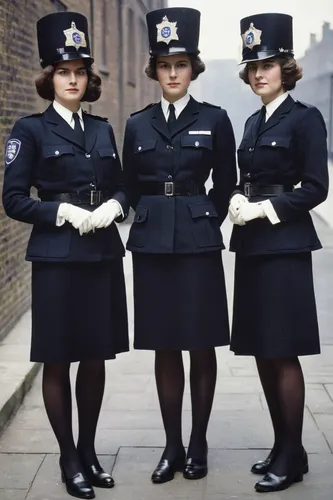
[251,448,309,475]
[255,471,304,493]
[151,452,185,484]
[183,445,208,480]
[59,459,95,499]
[82,463,114,489]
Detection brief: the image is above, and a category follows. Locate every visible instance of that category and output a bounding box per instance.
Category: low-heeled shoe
[183,456,208,480]
[82,463,114,489]
[151,453,185,484]
[255,471,304,493]
[251,448,309,475]
[59,459,95,499]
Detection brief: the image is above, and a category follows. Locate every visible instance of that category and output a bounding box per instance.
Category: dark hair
[35,62,102,102]
[239,55,303,91]
[145,54,205,81]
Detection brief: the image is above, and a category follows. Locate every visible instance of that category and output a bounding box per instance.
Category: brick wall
[0,0,166,340]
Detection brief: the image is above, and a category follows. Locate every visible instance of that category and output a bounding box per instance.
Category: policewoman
[228,14,328,493]
[123,7,236,484]
[2,12,129,499]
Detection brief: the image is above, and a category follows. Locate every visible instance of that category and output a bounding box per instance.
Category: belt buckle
[244,182,251,198]
[164,182,174,197]
[90,190,102,205]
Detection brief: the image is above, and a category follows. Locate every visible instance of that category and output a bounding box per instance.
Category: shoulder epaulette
[296,100,313,109]
[202,101,221,109]
[130,103,156,116]
[21,111,44,119]
[82,110,108,121]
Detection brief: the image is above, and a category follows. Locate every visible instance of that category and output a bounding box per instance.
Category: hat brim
[238,49,293,65]
[41,53,94,68]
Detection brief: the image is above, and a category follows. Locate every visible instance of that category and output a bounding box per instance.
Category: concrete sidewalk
[1,219,333,499]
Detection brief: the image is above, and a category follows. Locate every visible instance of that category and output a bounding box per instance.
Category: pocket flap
[189,203,218,219]
[259,137,290,148]
[42,145,74,158]
[134,140,157,153]
[134,206,148,223]
[97,147,116,158]
[181,135,212,149]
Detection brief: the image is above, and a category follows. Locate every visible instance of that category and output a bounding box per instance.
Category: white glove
[228,205,246,226]
[90,199,122,230]
[238,202,266,222]
[229,193,248,218]
[56,203,93,235]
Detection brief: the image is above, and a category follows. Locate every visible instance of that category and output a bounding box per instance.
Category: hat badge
[242,22,262,50]
[63,21,87,50]
[156,16,179,45]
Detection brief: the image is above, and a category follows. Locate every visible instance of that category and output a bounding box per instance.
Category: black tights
[42,360,105,477]
[155,348,217,460]
[256,357,305,475]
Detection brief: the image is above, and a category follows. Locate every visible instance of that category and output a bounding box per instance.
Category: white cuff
[260,200,280,225]
[108,199,123,218]
[56,203,68,227]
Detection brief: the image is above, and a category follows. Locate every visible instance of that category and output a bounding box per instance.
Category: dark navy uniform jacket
[230,95,329,256]
[2,104,129,262]
[123,96,237,254]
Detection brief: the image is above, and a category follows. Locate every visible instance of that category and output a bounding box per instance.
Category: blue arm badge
[5,139,21,165]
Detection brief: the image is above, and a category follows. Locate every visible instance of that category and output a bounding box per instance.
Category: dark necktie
[73,112,85,147]
[256,105,266,136]
[167,103,176,132]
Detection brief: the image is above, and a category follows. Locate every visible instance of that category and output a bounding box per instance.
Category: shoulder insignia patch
[5,139,21,165]
[130,103,156,116]
[202,101,221,109]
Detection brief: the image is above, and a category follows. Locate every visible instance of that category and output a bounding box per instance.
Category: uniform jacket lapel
[170,96,200,138]
[258,94,295,137]
[151,103,170,140]
[44,104,86,150]
[82,112,97,153]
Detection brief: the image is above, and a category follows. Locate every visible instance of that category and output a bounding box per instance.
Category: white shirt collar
[53,100,84,129]
[161,93,190,121]
[265,92,289,122]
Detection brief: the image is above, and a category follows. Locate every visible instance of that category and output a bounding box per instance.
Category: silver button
[168,175,172,180]
[205,211,210,216]
[138,146,142,151]
[248,147,254,152]
[271,141,276,146]
[113,153,116,158]
[195,141,200,147]
[85,153,91,158]
[55,150,60,156]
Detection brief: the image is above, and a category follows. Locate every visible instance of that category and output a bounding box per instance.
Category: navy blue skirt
[132,252,230,350]
[230,252,320,358]
[31,260,129,363]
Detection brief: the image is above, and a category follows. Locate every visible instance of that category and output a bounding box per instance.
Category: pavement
[1,206,333,499]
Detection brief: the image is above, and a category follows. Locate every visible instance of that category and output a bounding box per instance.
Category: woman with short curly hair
[228,13,328,494]
[2,11,129,499]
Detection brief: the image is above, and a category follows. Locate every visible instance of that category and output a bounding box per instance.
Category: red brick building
[0,0,166,340]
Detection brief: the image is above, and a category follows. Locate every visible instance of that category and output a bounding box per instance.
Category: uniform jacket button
[195,141,200,147]
[248,147,254,152]
[55,150,60,155]
[85,153,91,158]
[271,141,276,146]
[205,211,210,215]
[138,146,142,151]
[168,175,172,180]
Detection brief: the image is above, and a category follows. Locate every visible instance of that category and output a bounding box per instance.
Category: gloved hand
[229,193,248,218]
[238,202,266,222]
[56,203,93,235]
[90,199,122,230]
[228,205,246,226]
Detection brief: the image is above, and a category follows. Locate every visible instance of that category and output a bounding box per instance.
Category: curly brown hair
[239,55,303,91]
[35,64,102,102]
[145,54,205,82]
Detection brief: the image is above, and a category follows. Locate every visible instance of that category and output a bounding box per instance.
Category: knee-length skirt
[31,260,129,363]
[230,252,320,358]
[132,251,230,350]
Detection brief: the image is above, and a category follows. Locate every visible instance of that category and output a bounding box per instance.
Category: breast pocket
[181,135,212,152]
[97,147,117,182]
[41,145,76,180]
[257,136,291,170]
[189,202,222,248]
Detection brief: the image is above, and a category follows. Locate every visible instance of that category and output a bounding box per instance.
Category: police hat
[37,12,93,68]
[240,13,293,64]
[146,7,201,57]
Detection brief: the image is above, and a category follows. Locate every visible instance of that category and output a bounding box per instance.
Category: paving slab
[0,453,44,489]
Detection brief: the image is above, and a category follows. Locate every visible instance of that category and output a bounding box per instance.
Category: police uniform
[2,12,129,363]
[123,8,237,350]
[229,14,329,358]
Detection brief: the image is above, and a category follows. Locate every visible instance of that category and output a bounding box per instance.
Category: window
[50,0,67,11]
[127,8,136,86]
[100,0,108,72]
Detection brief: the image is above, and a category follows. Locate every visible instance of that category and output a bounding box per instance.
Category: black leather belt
[140,181,205,197]
[40,190,111,206]
[243,183,293,198]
